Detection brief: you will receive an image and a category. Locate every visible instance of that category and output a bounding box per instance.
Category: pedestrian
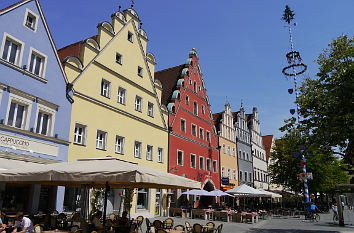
[12,212,33,233]
[332,203,338,221]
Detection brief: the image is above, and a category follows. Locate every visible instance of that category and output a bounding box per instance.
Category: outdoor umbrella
[181,189,210,196]
[226,184,271,197]
[208,189,234,197]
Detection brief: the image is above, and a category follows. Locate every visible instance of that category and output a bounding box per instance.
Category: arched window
[194,81,197,92]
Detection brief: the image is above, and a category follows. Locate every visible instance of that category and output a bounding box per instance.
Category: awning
[226,184,271,197]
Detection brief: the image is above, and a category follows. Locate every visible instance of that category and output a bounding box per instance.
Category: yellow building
[213,102,239,191]
[58,6,169,218]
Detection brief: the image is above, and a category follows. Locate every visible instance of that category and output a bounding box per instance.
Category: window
[193,102,198,115]
[191,124,197,137]
[134,141,142,158]
[157,148,164,163]
[115,135,125,154]
[28,49,46,77]
[146,145,153,161]
[116,52,123,64]
[249,173,252,182]
[206,131,211,143]
[101,79,110,98]
[223,144,226,153]
[23,9,38,31]
[245,172,248,181]
[233,169,237,180]
[96,130,107,150]
[201,105,205,114]
[239,150,242,158]
[177,150,184,165]
[193,81,197,92]
[199,157,204,170]
[246,153,249,161]
[1,35,22,65]
[137,188,148,209]
[127,31,134,42]
[243,151,246,160]
[239,171,243,181]
[74,123,87,145]
[227,146,231,155]
[221,167,225,178]
[228,168,231,180]
[35,111,51,136]
[147,102,154,117]
[233,148,236,157]
[190,154,196,168]
[206,158,211,171]
[7,101,27,129]
[135,96,142,112]
[199,128,204,140]
[117,87,126,105]
[180,119,186,132]
[185,95,189,105]
[137,66,143,77]
[213,160,217,173]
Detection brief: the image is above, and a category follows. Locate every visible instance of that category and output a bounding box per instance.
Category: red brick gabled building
[155,49,220,195]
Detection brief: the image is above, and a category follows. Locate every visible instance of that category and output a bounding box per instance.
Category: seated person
[92,211,105,233]
[116,211,129,226]
[0,214,6,233]
[12,212,33,233]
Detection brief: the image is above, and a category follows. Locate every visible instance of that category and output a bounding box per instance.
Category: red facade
[155,49,220,190]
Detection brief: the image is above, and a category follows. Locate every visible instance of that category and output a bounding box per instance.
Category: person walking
[332,203,338,221]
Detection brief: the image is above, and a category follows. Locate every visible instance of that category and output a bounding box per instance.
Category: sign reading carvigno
[0,133,59,157]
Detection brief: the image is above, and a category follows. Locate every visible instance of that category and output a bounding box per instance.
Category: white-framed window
[127,31,134,42]
[23,9,38,32]
[199,156,204,170]
[223,144,226,153]
[137,66,143,77]
[185,95,189,105]
[35,105,55,136]
[74,123,87,145]
[243,151,246,160]
[245,171,248,181]
[96,130,107,150]
[201,105,205,114]
[221,167,225,178]
[1,33,24,65]
[116,52,123,64]
[137,188,148,209]
[28,48,47,78]
[213,160,217,173]
[117,87,126,105]
[147,102,154,117]
[227,146,231,155]
[206,131,211,143]
[193,101,198,116]
[228,168,231,180]
[157,148,163,163]
[115,135,125,154]
[239,171,243,181]
[177,150,184,166]
[193,81,197,92]
[249,173,252,182]
[190,154,196,168]
[134,141,142,158]
[191,124,197,137]
[233,169,237,180]
[199,127,204,140]
[100,79,111,98]
[206,158,211,171]
[180,118,186,132]
[246,153,249,161]
[146,145,153,161]
[189,79,192,85]
[135,96,142,112]
[239,150,242,158]
[233,148,236,157]
[6,94,32,130]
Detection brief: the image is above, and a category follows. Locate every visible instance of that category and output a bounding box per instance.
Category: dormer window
[128,31,134,42]
[23,9,38,32]
[138,66,143,77]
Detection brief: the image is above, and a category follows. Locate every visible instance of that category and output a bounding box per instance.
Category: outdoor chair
[192,223,202,233]
[173,225,185,231]
[57,213,67,229]
[215,224,223,233]
[205,222,215,233]
[34,224,43,233]
[185,221,192,233]
[145,218,153,233]
[153,220,163,230]
[136,216,144,233]
[50,216,57,229]
[245,213,253,223]
[163,218,174,229]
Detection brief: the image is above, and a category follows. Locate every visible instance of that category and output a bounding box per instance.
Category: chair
[192,223,202,233]
[57,213,67,229]
[70,225,80,233]
[153,220,163,230]
[135,216,144,233]
[33,224,43,233]
[173,225,185,231]
[130,222,138,233]
[51,210,59,215]
[215,224,223,233]
[185,221,192,233]
[163,218,174,230]
[50,216,57,229]
[205,222,215,233]
[145,218,153,233]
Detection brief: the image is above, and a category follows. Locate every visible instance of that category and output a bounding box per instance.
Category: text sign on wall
[221,177,229,185]
[0,133,59,157]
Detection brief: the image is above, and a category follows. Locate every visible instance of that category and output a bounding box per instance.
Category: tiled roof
[57,35,98,63]
[231,111,239,120]
[0,0,28,13]
[262,135,273,162]
[154,64,186,106]
[212,112,223,132]
[246,114,252,125]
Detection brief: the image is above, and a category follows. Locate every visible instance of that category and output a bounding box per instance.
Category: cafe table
[165,230,184,233]
[42,230,69,233]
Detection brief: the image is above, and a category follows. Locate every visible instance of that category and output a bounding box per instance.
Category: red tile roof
[262,135,273,162]
[0,0,28,13]
[154,64,186,106]
[231,111,239,120]
[212,112,223,132]
[57,35,98,63]
[246,114,252,125]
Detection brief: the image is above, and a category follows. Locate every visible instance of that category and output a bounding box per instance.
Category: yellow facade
[216,103,239,190]
[60,8,168,218]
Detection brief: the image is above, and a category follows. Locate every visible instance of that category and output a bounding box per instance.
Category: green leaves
[282,5,295,24]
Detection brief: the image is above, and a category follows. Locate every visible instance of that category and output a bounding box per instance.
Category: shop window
[137,188,148,209]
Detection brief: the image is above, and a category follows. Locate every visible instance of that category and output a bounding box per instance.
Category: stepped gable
[262,135,273,161]
[155,64,185,106]
[58,35,98,63]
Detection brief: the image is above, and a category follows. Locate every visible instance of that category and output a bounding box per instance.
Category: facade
[263,135,283,191]
[0,0,72,213]
[58,7,169,218]
[248,107,268,189]
[213,103,239,191]
[234,105,253,187]
[155,49,220,207]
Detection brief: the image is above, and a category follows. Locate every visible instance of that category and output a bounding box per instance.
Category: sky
[1,0,353,138]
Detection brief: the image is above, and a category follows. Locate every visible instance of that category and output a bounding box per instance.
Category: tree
[269,118,349,194]
[297,35,354,167]
[282,5,295,24]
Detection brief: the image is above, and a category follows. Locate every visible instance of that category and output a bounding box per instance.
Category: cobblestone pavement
[141,209,354,233]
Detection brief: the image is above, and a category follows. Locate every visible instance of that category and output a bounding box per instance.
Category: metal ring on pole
[282,63,307,76]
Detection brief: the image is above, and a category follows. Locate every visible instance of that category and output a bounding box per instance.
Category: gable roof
[212,112,223,132]
[58,35,98,63]
[0,0,29,14]
[262,135,273,161]
[154,64,185,106]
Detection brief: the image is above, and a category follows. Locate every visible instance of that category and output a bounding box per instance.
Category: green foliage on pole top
[296,35,354,168]
[269,118,349,194]
[282,5,295,24]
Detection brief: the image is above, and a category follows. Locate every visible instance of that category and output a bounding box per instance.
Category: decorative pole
[281,5,311,213]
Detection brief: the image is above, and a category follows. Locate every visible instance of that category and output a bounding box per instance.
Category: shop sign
[221,177,229,185]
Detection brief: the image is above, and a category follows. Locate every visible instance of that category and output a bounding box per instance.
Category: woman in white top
[12,213,33,233]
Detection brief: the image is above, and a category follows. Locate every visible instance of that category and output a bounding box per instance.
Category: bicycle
[309,212,320,222]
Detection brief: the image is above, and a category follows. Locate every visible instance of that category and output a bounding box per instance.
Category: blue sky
[2,0,353,138]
